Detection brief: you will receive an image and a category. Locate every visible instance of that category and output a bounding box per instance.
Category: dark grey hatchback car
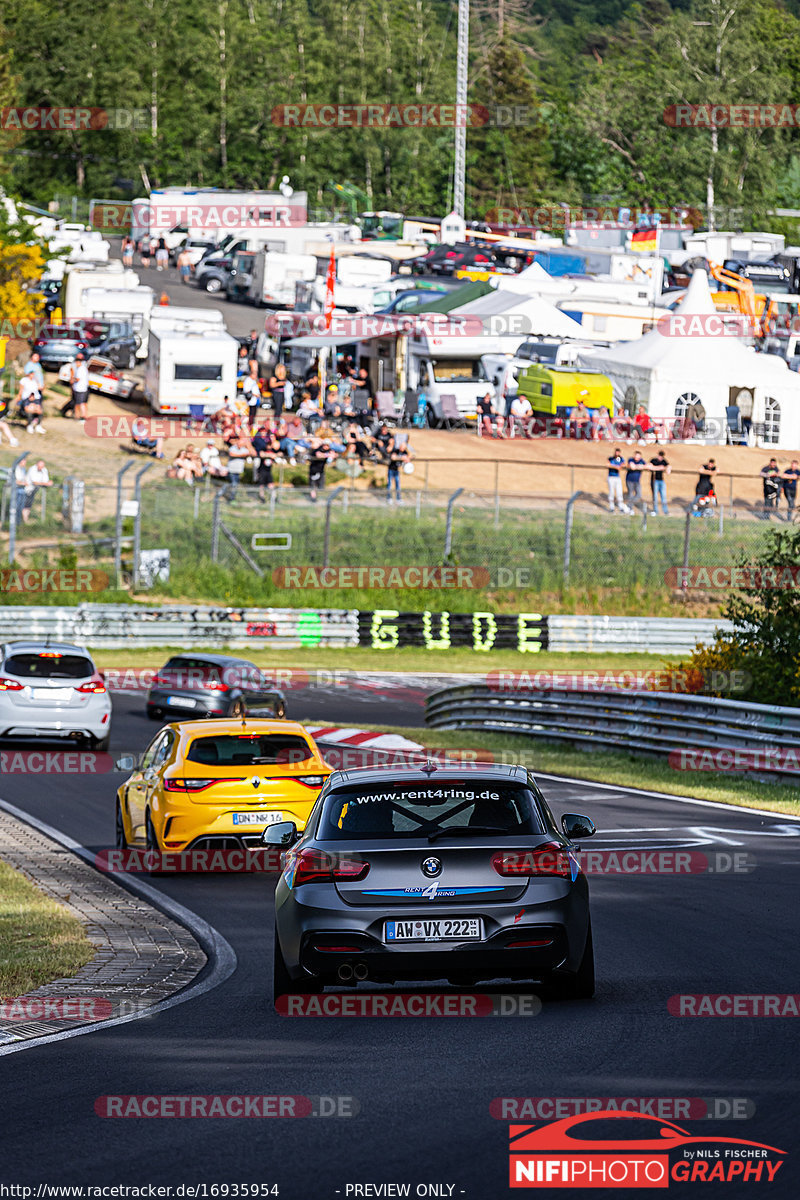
[266,764,596,1002]
[146,653,286,721]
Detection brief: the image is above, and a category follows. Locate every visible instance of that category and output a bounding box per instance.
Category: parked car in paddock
[146,653,286,721]
[0,641,111,749]
[115,719,332,852]
[58,355,137,399]
[31,320,139,371]
[267,763,596,1001]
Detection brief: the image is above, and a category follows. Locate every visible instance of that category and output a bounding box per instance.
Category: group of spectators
[477,394,718,444]
[760,457,800,517]
[606,449,672,515]
[155,360,413,502]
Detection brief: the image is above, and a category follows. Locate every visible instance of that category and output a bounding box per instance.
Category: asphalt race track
[1,679,799,1198]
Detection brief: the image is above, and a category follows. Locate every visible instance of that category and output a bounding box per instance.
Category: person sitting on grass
[200,439,228,479]
[167,447,202,484]
[345,421,373,466]
[131,417,164,458]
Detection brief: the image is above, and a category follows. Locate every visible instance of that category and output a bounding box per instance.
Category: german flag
[631,227,659,253]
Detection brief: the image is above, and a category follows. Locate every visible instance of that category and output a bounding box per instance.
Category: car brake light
[75,677,106,694]
[205,680,229,692]
[0,677,24,691]
[164,777,244,791]
[288,848,369,886]
[492,843,573,879]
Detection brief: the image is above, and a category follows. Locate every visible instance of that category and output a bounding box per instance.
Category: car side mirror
[115,754,137,772]
[561,813,596,840]
[262,821,299,848]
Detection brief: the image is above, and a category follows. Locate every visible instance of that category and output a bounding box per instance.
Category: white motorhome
[81,286,155,357]
[248,251,317,307]
[60,263,139,321]
[144,309,237,415]
[133,188,309,248]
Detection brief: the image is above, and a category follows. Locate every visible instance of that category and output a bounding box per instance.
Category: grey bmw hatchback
[266,763,596,1002]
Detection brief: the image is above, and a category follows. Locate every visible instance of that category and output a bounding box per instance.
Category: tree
[677,527,800,707]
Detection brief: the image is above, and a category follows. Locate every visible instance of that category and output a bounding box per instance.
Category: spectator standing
[269,364,288,421]
[694,459,717,510]
[22,459,53,523]
[241,372,262,427]
[782,459,800,518]
[121,236,135,268]
[139,239,151,268]
[386,436,409,504]
[574,399,590,440]
[62,352,89,422]
[308,440,334,502]
[625,450,647,509]
[176,247,193,284]
[22,351,45,391]
[252,424,279,500]
[649,450,670,515]
[761,457,782,515]
[607,448,629,513]
[155,238,169,271]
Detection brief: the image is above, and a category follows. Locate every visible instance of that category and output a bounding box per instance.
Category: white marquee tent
[576,270,800,449]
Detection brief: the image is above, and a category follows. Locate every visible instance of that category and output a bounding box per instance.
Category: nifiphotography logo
[508,1111,786,1187]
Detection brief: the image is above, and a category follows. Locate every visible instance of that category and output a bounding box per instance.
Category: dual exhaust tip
[337,961,369,982]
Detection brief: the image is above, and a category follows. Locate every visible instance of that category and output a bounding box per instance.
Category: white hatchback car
[0,641,112,748]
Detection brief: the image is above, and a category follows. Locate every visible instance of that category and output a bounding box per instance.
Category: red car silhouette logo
[510,1110,785,1154]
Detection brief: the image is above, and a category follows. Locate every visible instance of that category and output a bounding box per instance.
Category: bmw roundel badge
[421,856,442,878]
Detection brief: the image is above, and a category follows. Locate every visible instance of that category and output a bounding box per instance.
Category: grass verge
[360,726,800,817]
[0,858,95,999]
[94,647,681,675]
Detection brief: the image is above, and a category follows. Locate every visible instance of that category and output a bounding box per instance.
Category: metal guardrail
[0,606,359,649]
[425,683,800,782]
[547,615,733,654]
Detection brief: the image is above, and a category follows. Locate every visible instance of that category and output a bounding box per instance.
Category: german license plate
[385,918,482,943]
[167,696,196,707]
[232,811,284,827]
[31,688,72,702]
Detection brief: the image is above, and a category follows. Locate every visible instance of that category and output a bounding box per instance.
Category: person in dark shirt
[252,424,279,500]
[695,458,717,498]
[761,457,782,515]
[308,440,334,502]
[649,451,670,515]
[782,459,800,519]
[625,451,647,508]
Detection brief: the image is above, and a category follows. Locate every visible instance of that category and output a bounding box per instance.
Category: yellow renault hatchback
[115,719,331,852]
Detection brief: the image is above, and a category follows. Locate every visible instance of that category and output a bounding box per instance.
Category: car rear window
[319,781,544,840]
[160,657,261,689]
[4,653,94,680]
[186,733,314,767]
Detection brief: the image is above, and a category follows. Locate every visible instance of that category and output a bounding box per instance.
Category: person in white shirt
[22,460,52,523]
[508,393,533,437]
[63,353,89,421]
[199,440,228,478]
[16,368,45,433]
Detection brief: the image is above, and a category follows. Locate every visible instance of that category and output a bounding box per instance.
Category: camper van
[144,309,237,415]
[247,250,317,308]
[60,263,139,322]
[515,363,613,421]
[81,286,155,358]
[311,255,394,312]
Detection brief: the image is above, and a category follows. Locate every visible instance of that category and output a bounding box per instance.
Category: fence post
[8,451,29,565]
[211,489,223,562]
[323,485,345,568]
[114,461,135,587]
[562,490,582,587]
[444,487,464,559]
[682,509,692,577]
[494,461,500,529]
[132,463,154,588]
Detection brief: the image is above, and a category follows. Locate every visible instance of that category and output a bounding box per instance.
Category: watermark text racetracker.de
[270,102,537,128]
[271,566,536,590]
[491,1096,756,1120]
[0,107,148,131]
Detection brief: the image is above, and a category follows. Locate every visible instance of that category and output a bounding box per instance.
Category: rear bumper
[299,926,568,982]
[277,881,589,984]
[0,699,110,741]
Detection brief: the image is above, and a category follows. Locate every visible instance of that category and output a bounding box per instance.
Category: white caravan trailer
[144,308,237,415]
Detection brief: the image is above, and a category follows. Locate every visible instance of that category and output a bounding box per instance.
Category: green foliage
[678,527,800,707]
